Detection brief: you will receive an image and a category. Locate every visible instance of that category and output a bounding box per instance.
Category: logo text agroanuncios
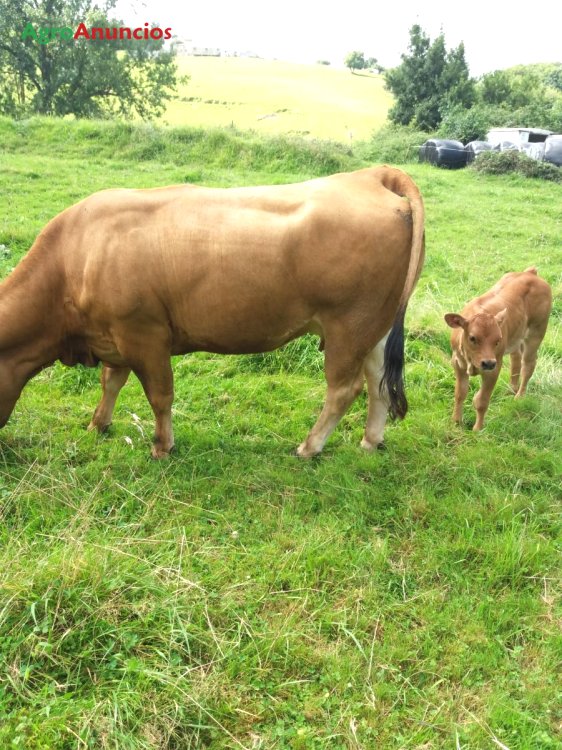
[21,22,172,45]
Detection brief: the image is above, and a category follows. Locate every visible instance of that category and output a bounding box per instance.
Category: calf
[444,267,552,430]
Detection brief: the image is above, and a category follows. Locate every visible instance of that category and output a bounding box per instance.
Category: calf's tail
[378,166,425,420]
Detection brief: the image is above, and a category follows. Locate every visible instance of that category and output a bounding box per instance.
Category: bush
[439,96,562,144]
[438,104,496,142]
[470,150,562,182]
[357,124,430,164]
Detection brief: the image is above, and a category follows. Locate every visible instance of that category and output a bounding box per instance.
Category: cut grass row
[165,56,392,142]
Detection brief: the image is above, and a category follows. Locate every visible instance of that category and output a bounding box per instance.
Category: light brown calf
[445,267,552,430]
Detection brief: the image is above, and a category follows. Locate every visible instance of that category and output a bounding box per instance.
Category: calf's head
[445,309,506,373]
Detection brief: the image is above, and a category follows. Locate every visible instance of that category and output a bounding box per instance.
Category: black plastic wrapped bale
[464,140,494,164]
[544,135,562,166]
[419,139,467,168]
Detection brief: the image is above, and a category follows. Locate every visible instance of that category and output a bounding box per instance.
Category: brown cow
[0,166,424,458]
[445,268,552,430]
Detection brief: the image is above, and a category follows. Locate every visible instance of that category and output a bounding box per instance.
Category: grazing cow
[0,166,424,458]
[445,268,552,430]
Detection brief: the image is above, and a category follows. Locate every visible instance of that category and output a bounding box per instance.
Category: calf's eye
[469,335,477,344]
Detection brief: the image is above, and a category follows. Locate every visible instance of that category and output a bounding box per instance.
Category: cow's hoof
[151,445,173,460]
[360,438,385,452]
[87,420,111,434]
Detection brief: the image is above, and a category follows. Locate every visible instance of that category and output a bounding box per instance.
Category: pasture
[0,117,560,749]
[164,56,392,142]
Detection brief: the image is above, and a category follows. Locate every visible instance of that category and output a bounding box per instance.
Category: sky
[114,0,561,77]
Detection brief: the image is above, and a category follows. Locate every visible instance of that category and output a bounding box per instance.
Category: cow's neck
[0,248,64,378]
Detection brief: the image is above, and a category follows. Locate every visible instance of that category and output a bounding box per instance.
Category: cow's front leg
[472,364,501,431]
[135,359,175,459]
[452,361,469,425]
[88,365,131,433]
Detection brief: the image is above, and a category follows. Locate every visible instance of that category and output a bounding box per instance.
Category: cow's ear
[444,313,467,329]
[495,308,507,326]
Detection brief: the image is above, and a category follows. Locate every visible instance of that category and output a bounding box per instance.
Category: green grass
[0,117,561,749]
[164,56,392,142]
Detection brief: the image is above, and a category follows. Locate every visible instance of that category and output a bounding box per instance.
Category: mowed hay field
[164,56,392,141]
[0,117,561,749]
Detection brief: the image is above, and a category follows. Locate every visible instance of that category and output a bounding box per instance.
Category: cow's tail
[379,166,425,420]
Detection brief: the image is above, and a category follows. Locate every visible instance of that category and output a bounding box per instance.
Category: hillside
[163,56,393,141]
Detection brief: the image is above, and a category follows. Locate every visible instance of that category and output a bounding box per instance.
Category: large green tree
[0,0,182,118]
[344,51,366,73]
[384,25,475,130]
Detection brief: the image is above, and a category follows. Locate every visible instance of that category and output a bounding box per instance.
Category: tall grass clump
[356,124,430,164]
[233,335,324,375]
[0,116,357,178]
[470,150,562,182]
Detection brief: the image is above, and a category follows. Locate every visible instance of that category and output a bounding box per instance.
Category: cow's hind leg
[297,331,365,458]
[88,364,131,433]
[361,336,389,451]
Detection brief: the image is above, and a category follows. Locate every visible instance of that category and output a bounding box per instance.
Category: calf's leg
[472,364,501,430]
[509,347,522,394]
[452,361,469,425]
[88,365,131,433]
[515,331,544,398]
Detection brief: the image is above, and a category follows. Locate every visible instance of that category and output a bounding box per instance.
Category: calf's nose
[481,359,496,371]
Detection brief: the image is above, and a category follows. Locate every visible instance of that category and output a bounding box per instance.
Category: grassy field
[0,117,560,750]
[163,56,392,142]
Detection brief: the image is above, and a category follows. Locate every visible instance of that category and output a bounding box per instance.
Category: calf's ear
[444,313,467,329]
[495,308,507,326]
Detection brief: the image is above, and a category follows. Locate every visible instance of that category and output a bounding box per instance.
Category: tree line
[0,0,181,119]
[1,2,561,137]
[346,25,562,140]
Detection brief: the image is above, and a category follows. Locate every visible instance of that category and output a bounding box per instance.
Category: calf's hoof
[295,441,322,459]
[360,437,385,452]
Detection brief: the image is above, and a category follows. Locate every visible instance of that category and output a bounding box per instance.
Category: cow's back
[56,169,417,355]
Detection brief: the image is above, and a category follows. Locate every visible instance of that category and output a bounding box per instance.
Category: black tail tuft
[380,305,408,420]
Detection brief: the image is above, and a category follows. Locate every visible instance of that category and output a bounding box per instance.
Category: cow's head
[445,309,506,374]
